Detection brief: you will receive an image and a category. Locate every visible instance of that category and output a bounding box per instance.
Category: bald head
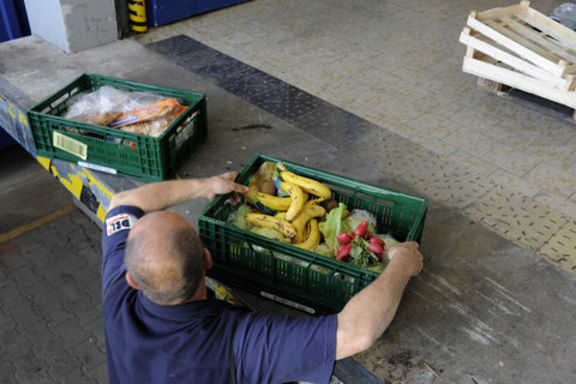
[125,211,205,305]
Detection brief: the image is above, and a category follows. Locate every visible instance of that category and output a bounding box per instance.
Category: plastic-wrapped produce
[553,2,576,30]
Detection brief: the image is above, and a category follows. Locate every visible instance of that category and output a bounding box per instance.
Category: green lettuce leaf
[229,204,254,231]
[319,203,351,255]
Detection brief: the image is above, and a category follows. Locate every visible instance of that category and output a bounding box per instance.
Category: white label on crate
[53,131,87,160]
[78,161,117,175]
[260,291,316,314]
[174,111,199,151]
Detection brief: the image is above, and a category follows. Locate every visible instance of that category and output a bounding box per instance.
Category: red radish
[369,236,385,247]
[337,243,353,261]
[337,232,352,244]
[368,242,384,255]
[354,221,369,238]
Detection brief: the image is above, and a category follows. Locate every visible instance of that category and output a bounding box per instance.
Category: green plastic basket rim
[200,214,381,278]
[198,153,429,277]
[26,73,206,140]
[238,154,428,204]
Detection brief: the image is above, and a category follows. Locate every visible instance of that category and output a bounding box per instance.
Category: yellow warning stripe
[0,204,76,244]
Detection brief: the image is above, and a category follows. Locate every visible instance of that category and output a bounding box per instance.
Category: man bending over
[101,171,423,383]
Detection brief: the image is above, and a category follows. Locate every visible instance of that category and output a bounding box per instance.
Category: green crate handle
[42,77,84,113]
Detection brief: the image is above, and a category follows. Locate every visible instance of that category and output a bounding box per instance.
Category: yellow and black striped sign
[128,0,148,33]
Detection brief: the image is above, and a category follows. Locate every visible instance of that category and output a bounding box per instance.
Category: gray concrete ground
[2,1,576,383]
[0,146,107,384]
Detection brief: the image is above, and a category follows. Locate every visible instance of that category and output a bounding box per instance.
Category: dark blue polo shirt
[102,205,338,384]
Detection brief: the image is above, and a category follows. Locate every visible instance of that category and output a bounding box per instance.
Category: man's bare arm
[108,172,248,213]
[335,242,423,360]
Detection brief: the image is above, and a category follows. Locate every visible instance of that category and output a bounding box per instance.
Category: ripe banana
[245,182,259,204]
[291,200,326,243]
[281,182,306,221]
[245,213,296,240]
[294,219,320,250]
[280,171,331,200]
[256,192,291,211]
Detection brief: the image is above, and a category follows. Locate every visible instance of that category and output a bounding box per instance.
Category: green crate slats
[198,154,428,314]
[27,73,207,181]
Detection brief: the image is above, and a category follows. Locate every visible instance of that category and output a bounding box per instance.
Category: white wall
[24,0,68,52]
[23,0,117,53]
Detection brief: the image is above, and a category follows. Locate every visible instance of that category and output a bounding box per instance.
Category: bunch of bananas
[245,169,331,250]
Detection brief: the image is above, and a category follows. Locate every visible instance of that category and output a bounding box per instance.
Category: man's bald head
[124,211,205,305]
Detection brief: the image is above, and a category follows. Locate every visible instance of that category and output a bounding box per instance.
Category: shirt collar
[138,291,224,321]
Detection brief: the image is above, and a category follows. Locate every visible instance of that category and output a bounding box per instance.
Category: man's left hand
[207,172,249,204]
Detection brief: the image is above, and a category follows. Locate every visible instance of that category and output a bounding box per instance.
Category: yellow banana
[294,219,320,250]
[245,182,259,204]
[291,200,326,243]
[256,192,291,211]
[275,212,287,220]
[280,171,331,200]
[280,182,306,221]
[246,213,296,240]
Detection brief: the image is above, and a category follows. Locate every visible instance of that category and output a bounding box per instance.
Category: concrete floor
[134,0,576,274]
[1,0,576,383]
[0,146,106,384]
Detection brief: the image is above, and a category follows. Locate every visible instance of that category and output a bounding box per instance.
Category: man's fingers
[404,241,420,249]
[234,183,249,194]
[389,241,419,254]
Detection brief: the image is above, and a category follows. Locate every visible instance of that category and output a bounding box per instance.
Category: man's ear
[203,248,213,270]
[125,272,140,290]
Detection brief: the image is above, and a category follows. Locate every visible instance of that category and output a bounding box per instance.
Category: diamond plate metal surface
[540,221,576,274]
[464,186,568,249]
[146,34,576,276]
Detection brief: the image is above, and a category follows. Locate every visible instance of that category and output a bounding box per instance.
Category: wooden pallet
[462,53,576,109]
[460,1,576,114]
[477,76,576,122]
[473,2,576,75]
[460,27,574,90]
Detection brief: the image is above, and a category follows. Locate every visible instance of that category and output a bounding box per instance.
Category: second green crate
[27,73,207,181]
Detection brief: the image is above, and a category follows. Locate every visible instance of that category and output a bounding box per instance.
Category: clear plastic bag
[553,2,576,30]
[64,86,166,127]
[63,86,189,139]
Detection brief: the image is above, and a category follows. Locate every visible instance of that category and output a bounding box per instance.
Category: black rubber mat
[146,35,379,147]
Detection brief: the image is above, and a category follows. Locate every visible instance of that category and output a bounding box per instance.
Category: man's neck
[183,276,208,303]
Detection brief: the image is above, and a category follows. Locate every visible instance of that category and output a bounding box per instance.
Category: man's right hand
[387,241,423,277]
[335,240,424,360]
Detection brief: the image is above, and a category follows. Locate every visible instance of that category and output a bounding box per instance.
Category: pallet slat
[475,1,529,21]
[469,0,576,77]
[459,27,572,90]
[467,14,564,77]
[523,7,576,53]
[462,56,576,109]
[461,2,576,118]
[499,16,576,65]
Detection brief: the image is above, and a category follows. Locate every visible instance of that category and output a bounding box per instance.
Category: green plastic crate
[27,73,207,181]
[198,154,428,314]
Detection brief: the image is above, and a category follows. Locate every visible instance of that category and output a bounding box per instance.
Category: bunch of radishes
[336,220,385,263]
